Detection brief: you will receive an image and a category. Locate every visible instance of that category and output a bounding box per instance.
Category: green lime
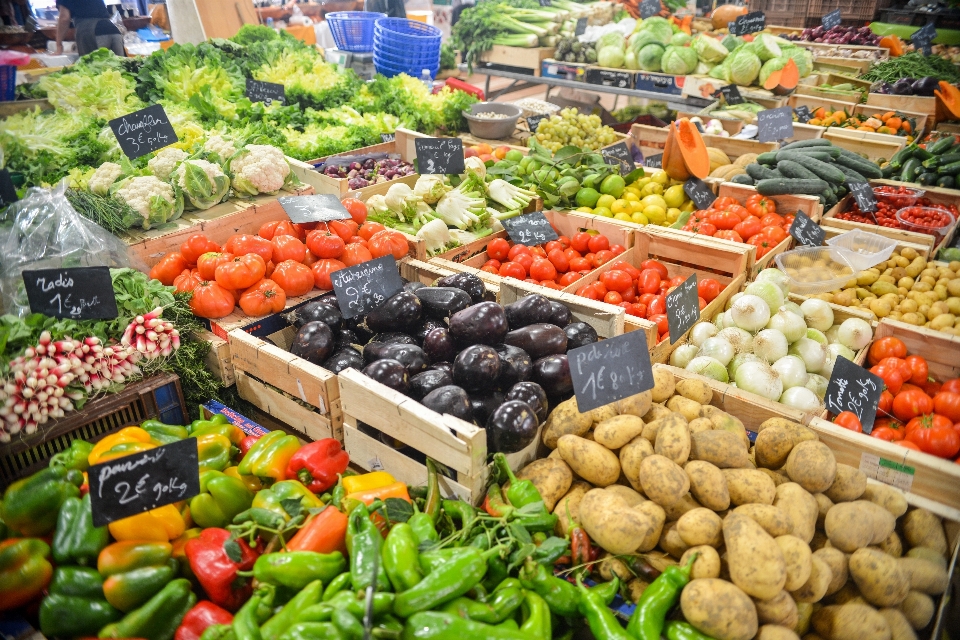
[505,150,524,163]
[600,174,625,198]
[575,187,601,208]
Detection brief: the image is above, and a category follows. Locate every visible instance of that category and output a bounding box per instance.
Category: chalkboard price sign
[911,23,936,55]
[279,194,353,224]
[23,266,119,320]
[332,255,405,319]
[822,9,842,30]
[415,138,466,175]
[758,106,794,143]
[639,0,661,19]
[501,211,560,246]
[0,168,18,207]
[245,78,286,106]
[569,330,654,413]
[539,0,551,6]
[729,11,765,36]
[585,68,634,89]
[109,104,179,160]
[789,209,825,247]
[89,438,201,527]
[848,181,878,213]
[526,114,549,133]
[794,105,812,123]
[666,274,700,344]
[601,142,637,176]
[825,356,883,433]
[381,133,396,143]
[683,178,717,211]
[717,84,744,105]
[575,17,588,36]
[644,153,663,169]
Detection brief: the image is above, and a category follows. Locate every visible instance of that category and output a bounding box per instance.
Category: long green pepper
[626,553,696,640]
[576,577,632,640]
[260,580,323,640]
[393,547,503,618]
[665,621,716,640]
[345,503,390,591]
[383,523,423,592]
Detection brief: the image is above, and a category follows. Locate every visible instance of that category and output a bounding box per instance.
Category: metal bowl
[461,102,522,140]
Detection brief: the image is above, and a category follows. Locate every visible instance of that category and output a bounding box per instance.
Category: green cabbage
[695,60,716,74]
[637,17,674,45]
[671,33,692,47]
[625,50,639,70]
[637,43,665,72]
[598,46,626,69]
[721,35,743,51]
[747,34,782,62]
[728,49,762,86]
[661,46,698,75]
[597,32,626,52]
[780,45,813,77]
[692,34,729,64]
[708,59,731,82]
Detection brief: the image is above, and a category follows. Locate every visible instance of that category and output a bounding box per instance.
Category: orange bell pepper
[108,503,187,542]
[345,481,411,505]
[287,506,348,555]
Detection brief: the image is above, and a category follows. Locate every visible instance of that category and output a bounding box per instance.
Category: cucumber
[834,152,883,179]
[928,136,956,155]
[789,146,842,158]
[939,160,960,176]
[822,189,837,207]
[781,151,835,163]
[881,163,898,179]
[918,172,938,185]
[730,173,755,185]
[757,152,780,165]
[901,157,922,182]
[937,175,956,189]
[746,163,781,181]
[776,151,846,184]
[888,144,916,170]
[835,164,868,183]
[776,160,820,181]
[780,139,834,150]
[755,178,828,196]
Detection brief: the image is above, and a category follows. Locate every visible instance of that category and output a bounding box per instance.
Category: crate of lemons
[572,168,697,227]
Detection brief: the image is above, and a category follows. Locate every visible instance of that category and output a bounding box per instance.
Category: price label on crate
[245,79,286,106]
[501,211,559,246]
[279,194,353,224]
[639,0,661,19]
[381,133,396,143]
[911,22,937,56]
[848,181,878,213]
[586,68,633,89]
[729,11,765,36]
[0,168,18,207]
[666,274,700,344]
[526,114,549,133]
[331,255,405,319]
[826,356,883,434]
[23,266,118,320]
[89,439,201,527]
[821,9,842,30]
[569,331,654,413]
[758,106,794,143]
[644,153,663,169]
[110,104,179,160]
[601,141,637,176]
[415,138,465,175]
[575,17,588,36]
[794,105,812,124]
[716,84,744,105]
[683,178,717,211]
[789,209,825,247]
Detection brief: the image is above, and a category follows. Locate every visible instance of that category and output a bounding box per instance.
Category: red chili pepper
[571,527,592,571]
[284,438,350,493]
[174,601,234,640]
[183,528,258,611]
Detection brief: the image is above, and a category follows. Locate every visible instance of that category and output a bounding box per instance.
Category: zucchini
[789,146,842,158]
[776,160,819,181]
[780,139,833,150]
[922,157,940,170]
[918,172,938,185]
[888,144,916,170]
[730,173,755,185]
[834,153,883,179]
[835,164,868,183]
[901,157,922,182]
[755,178,828,196]
[928,136,956,155]
[937,175,956,189]
[913,146,934,161]
[881,163,898,179]
[939,160,960,176]
[776,151,846,184]
[746,163,781,181]
[935,152,960,166]
[757,152,780,165]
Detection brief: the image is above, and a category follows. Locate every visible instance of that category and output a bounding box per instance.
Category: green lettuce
[661,46,698,75]
[728,49,762,86]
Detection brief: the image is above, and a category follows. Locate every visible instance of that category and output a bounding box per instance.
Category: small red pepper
[571,527,592,576]
[238,435,261,460]
[184,528,258,611]
[284,439,350,493]
[174,601,234,640]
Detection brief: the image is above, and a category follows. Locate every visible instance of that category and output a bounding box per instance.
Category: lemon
[596,194,616,210]
[575,187,601,208]
[622,192,640,202]
[628,200,644,213]
[611,199,630,214]
[640,182,663,197]
[614,212,632,222]
[623,186,641,197]
[635,177,651,189]
[667,207,681,223]
[663,184,686,209]
[631,212,649,225]
[643,205,666,225]
[593,206,613,218]
[600,175,626,198]
[650,170,669,185]
[680,199,696,213]
[641,194,668,211]
[577,206,594,213]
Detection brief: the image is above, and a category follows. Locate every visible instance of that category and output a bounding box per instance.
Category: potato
[615,390,652,418]
[620,435,655,491]
[578,488,664,554]
[627,578,650,604]
[667,395,702,422]
[758,418,818,443]
[902,509,948,556]
[686,460,730,511]
[543,396,593,448]
[754,590,799,629]
[724,512,787,600]
[724,469,776,505]
[775,483,819,544]
[680,578,758,640]
[777,535,813,591]
[701,405,749,446]
[814,493,834,529]
[643,413,686,445]
[814,547,848,596]
[681,545,722,579]
[823,464,867,503]
[756,626,801,640]
[905,547,947,568]
[661,492,704,521]
[688,417,714,434]
[676,378,713,404]
[849,548,909,607]
[759,468,791,487]
[878,608,917,640]
[591,405,618,425]
[784,441,837,494]
[639,454,690,507]
[659,520,690,559]
[655,415,692,465]
[898,591,934,630]
[605,483,645,507]
[861,484,908,518]
[825,501,896,553]
[796,602,813,636]
[598,553,633,583]
[790,556,833,603]
[812,604,892,640]
[678,508,723,548]
[690,430,750,468]
[557,435,620,487]
[756,426,798,469]
[593,414,645,450]
[651,367,676,403]
[733,504,793,537]
[879,531,903,558]
[644,402,673,423]
[516,457,573,512]
[552,480,590,535]
[897,557,948,595]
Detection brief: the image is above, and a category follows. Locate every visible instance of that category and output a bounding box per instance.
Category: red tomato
[648,295,667,316]
[529,258,558,281]
[834,411,863,433]
[341,244,373,267]
[942,379,960,395]
[173,270,201,294]
[708,210,740,230]
[714,230,744,243]
[239,279,286,317]
[759,213,784,228]
[905,355,929,385]
[558,272,581,287]
[150,253,189,286]
[189,281,236,319]
[513,253,534,274]
[271,235,306,264]
[667,276,686,288]
[587,235,610,253]
[637,269,662,294]
[694,222,717,236]
[571,232,592,253]
[544,240,562,254]
[196,252,233,281]
[368,230,408,260]
[327,219,359,243]
[341,198,368,224]
[258,220,280,240]
[871,361,905,396]
[878,390,894,415]
[547,248,569,273]
[640,260,668,280]
[638,293,656,307]
[563,248,582,262]
[481,265,499,275]
[486,238,511,261]
[698,278,721,303]
[650,313,669,337]
[934,392,960,422]
[530,246,547,259]
[604,291,623,305]
[897,440,922,451]
[748,234,776,259]
[556,235,571,249]
[180,234,221,265]
[482,259,502,270]
[575,284,600,301]
[727,204,749,220]
[627,303,647,317]
[609,245,625,256]
[746,194,776,217]
[311,259,346,290]
[868,336,907,366]
[607,261,639,279]
[713,197,738,210]
[600,270,634,293]
[507,244,531,261]
[226,234,273,263]
[569,257,592,272]
[593,250,615,267]
[892,388,934,422]
[271,260,315,297]
[499,262,526,279]
[906,414,960,458]
[215,254,267,291]
[621,285,637,303]
[307,231,345,260]
[872,426,903,442]
[733,216,762,240]
[760,226,788,243]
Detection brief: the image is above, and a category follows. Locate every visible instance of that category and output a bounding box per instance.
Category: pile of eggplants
[284,272,599,454]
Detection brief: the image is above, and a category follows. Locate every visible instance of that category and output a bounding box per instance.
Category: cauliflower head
[229,144,296,196]
[115,176,184,230]
[178,159,230,210]
[204,135,238,161]
[89,162,124,196]
[147,147,189,180]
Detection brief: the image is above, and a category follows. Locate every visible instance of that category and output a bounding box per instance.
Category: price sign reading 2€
[415,138,466,175]
[568,331,654,413]
[331,255,405,319]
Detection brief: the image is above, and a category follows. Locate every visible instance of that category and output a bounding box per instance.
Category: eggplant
[494,344,533,388]
[505,324,568,361]
[290,321,335,366]
[912,76,939,97]
[286,299,343,331]
[415,287,473,319]
[412,318,448,345]
[564,322,599,350]
[871,81,894,95]
[893,78,915,95]
[363,343,428,375]
[422,327,457,364]
[421,385,473,422]
[362,359,410,394]
[469,390,504,425]
[430,362,454,378]
[486,400,538,454]
[548,301,572,327]
[505,381,549,424]
[404,281,427,294]
[453,345,501,391]
[322,347,364,374]
[369,332,417,346]
[504,294,553,329]
[449,302,509,347]
[435,272,486,304]
[336,329,359,349]
[366,291,422,334]
[533,354,572,398]
[409,369,454,400]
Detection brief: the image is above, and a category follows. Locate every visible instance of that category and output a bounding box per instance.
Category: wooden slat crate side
[638,227,753,279]
[497,278,631,340]
[851,105,930,142]
[872,319,960,385]
[398,258,456,283]
[198,330,235,387]
[439,231,510,265]
[236,371,339,443]
[701,134,778,158]
[823,129,905,162]
[821,226,932,261]
[207,289,326,341]
[787,94,860,114]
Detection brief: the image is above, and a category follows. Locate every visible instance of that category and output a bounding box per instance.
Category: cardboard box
[541,58,587,82]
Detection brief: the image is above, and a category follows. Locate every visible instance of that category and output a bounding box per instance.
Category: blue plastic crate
[327,11,384,53]
[0,66,16,102]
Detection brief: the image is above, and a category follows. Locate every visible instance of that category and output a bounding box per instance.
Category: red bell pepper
[284,439,349,493]
[183,528,257,611]
[238,435,261,460]
[175,601,234,640]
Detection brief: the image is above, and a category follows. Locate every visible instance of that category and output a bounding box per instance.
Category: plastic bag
[0,184,144,317]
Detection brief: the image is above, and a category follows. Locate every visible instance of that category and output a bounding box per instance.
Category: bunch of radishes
[122,307,180,360]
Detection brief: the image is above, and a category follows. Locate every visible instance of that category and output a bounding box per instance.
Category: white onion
[745,281,785,316]
[782,301,804,318]
[731,295,771,332]
[806,328,828,345]
[756,268,790,296]
[670,343,700,369]
[714,310,733,330]
[780,386,821,411]
[690,322,718,348]
[800,298,834,331]
[824,324,841,345]
[837,318,873,351]
[772,355,809,389]
[726,291,743,311]
[806,373,828,399]
[699,337,734,366]
[789,337,827,373]
[754,329,789,363]
[735,360,783,401]
[826,342,855,363]
[728,352,761,380]
[767,307,807,343]
[686,356,729,382]
[718,327,753,354]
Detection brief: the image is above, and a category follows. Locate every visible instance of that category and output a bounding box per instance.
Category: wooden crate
[867,94,938,124]
[473,45,555,76]
[822,129,906,162]
[812,57,873,75]
[198,329,234,386]
[823,190,948,253]
[794,84,865,106]
[701,134,778,160]
[679,112,743,136]
[398,258,501,300]
[630,123,669,159]
[794,41,889,61]
[787,94,859,116]
[852,104,930,141]
[287,137,420,200]
[784,122,825,142]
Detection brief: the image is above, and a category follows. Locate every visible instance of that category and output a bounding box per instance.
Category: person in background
[54,0,124,56]
[364,0,406,19]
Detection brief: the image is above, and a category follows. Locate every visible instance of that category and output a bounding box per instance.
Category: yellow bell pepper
[96,441,156,463]
[225,466,262,492]
[108,504,187,542]
[88,427,152,466]
[342,471,395,495]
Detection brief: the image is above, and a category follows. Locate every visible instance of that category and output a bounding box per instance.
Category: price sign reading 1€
[568,331,654,413]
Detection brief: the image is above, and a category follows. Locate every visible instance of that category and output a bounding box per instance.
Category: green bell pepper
[99,578,196,640]
[1,466,82,536]
[254,551,346,591]
[39,567,122,638]
[52,493,109,566]
[252,480,324,522]
[260,580,323,640]
[49,439,94,471]
[190,471,255,529]
[142,420,189,445]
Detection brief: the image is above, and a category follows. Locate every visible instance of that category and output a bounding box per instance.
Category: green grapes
[531,108,619,152]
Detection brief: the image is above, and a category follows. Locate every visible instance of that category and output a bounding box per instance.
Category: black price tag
[245,78,286,106]
[683,178,717,211]
[109,104,179,160]
[758,106,794,143]
[415,138,466,175]
[911,23,936,55]
[826,356,883,434]
[639,0,661,19]
[501,211,560,246]
[848,181,878,213]
[575,17,588,36]
[381,133,396,143]
[539,0,551,6]
[526,114,549,133]
[822,9,842,30]
[601,142,637,176]
[794,105,812,123]
[586,68,633,89]
[789,209,825,247]
[0,168,18,207]
[666,274,700,344]
[644,154,663,169]
[569,330,654,413]
[279,194,353,224]
[716,84,744,105]
[23,266,118,320]
[729,11,765,36]
[88,439,201,527]
[331,255,405,319]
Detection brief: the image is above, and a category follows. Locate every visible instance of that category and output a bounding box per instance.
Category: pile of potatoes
[515,365,954,640]
[803,249,960,334]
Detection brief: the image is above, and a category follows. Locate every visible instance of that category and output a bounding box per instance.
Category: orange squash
[711,4,747,29]
[774,59,799,96]
[663,118,711,181]
[879,35,904,57]
[935,81,960,120]
[662,121,687,180]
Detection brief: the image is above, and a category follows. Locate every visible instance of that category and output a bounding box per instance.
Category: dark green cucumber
[933,152,960,167]
[836,164,868,183]
[780,139,833,150]
[783,151,835,163]
[730,173,755,185]
[755,178,828,196]
[789,146,842,158]
[901,157,922,182]
[757,152,780,165]
[922,157,940,170]
[937,175,956,189]
[776,151,846,183]
[776,160,820,181]
[822,189,837,207]
[928,136,956,155]
[881,163,898,179]
[834,153,883,179]
[888,144,916,170]
[913,146,934,161]
[939,160,960,176]
[918,172,938,185]
[746,163,781,181]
